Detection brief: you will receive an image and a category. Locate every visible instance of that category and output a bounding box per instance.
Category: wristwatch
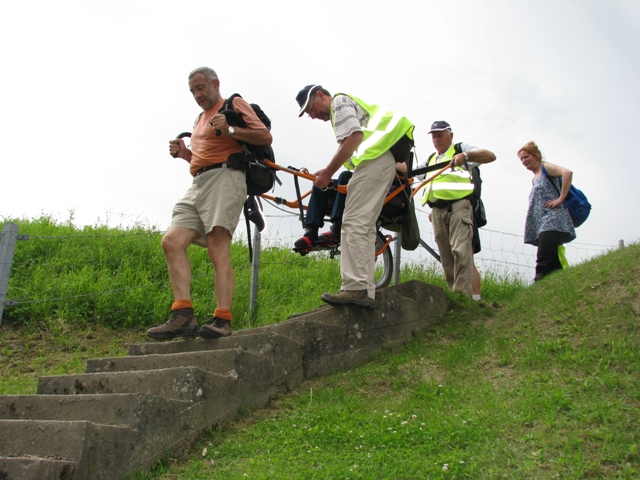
[227,126,235,136]
[463,152,469,163]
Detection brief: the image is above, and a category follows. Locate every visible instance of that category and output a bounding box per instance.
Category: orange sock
[214,308,232,322]
[172,300,193,311]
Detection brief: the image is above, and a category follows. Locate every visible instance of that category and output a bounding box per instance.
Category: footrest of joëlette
[292,244,340,257]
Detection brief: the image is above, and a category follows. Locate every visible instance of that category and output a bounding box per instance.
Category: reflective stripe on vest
[332,93,415,170]
[421,144,474,206]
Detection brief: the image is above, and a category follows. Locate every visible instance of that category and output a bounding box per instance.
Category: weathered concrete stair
[0,280,446,479]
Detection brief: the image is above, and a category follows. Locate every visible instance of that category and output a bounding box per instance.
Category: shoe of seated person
[293,228,318,255]
[316,228,340,247]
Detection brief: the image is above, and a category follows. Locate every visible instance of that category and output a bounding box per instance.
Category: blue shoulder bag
[542,165,591,228]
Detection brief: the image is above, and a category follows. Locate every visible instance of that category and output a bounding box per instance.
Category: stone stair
[0,280,446,479]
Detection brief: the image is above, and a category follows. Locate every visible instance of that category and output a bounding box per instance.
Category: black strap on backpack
[243,195,265,263]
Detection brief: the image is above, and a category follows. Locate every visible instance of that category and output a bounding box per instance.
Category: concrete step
[0,456,74,480]
[0,419,136,479]
[127,330,301,358]
[36,366,235,403]
[35,366,241,432]
[0,393,190,428]
[86,345,304,408]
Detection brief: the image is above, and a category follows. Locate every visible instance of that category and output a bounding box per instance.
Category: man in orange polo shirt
[147,67,272,340]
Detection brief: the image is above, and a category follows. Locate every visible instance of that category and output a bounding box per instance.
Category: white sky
[1,0,639,251]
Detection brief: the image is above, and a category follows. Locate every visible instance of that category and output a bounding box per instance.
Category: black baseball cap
[296,84,322,117]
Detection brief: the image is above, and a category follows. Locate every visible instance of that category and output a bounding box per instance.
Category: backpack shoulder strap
[220,93,242,112]
[542,164,561,197]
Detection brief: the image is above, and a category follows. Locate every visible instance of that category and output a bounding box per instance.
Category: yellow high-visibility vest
[421,144,474,206]
[332,93,414,170]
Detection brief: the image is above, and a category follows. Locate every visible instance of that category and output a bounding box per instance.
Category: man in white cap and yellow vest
[417,120,495,296]
[296,85,415,309]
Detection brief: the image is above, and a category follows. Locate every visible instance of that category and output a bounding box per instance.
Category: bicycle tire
[374,230,393,289]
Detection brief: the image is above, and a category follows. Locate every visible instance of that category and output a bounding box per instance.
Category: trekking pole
[410,163,451,199]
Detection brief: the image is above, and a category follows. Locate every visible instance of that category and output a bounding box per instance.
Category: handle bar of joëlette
[262,159,450,199]
[259,160,452,209]
[261,159,347,195]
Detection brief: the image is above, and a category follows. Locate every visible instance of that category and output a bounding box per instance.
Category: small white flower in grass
[401,421,407,426]
[442,466,448,471]
[462,421,467,424]
[460,460,465,464]
[421,423,425,426]
[411,414,417,419]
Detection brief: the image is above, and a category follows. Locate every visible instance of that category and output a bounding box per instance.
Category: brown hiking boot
[199,316,232,339]
[146,308,198,340]
[321,290,377,310]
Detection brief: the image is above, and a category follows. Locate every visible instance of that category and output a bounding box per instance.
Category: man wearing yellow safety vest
[296,85,415,309]
[417,121,496,297]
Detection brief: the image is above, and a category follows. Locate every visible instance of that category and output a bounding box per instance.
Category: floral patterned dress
[524,164,576,246]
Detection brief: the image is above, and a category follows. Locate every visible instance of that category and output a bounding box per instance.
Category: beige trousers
[432,198,474,296]
[340,150,396,298]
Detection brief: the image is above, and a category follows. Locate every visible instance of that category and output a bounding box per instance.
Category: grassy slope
[144,244,640,479]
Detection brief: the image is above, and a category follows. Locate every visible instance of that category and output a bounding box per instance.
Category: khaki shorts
[169,167,247,247]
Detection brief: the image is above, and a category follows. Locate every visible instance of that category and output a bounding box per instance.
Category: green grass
[1,216,639,479]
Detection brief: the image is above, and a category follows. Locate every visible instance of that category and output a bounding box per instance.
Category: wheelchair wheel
[374,230,393,289]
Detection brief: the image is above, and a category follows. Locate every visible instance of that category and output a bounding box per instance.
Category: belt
[194,163,227,177]
[428,199,458,209]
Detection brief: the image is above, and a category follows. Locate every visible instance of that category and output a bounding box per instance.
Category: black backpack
[218,93,278,195]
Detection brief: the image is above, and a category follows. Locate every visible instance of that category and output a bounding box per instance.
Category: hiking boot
[199,316,232,339]
[316,225,340,247]
[321,290,377,310]
[293,228,318,255]
[146,308,198,340]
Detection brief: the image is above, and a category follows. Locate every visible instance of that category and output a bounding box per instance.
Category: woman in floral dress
[518,141,576,281]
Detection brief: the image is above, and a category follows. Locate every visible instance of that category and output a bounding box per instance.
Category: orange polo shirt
[189,96,266,177]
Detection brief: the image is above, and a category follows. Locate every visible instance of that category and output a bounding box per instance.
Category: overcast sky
[1,0,639,254]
